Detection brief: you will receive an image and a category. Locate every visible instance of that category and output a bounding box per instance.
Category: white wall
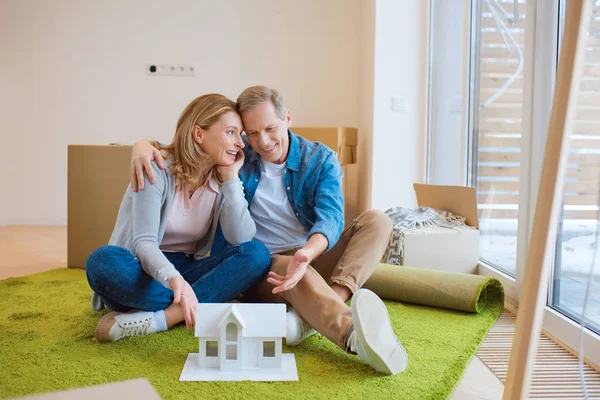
[0,0,360,225]
[428,0,468,186]
[370,0,430,211]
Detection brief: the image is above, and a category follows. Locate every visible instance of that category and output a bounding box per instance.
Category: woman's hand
[170,276,197,330]
[130,140,166,191]
[216,150,244,182]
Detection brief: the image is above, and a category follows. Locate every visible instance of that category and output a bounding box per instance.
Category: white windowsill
[542,306,600,371]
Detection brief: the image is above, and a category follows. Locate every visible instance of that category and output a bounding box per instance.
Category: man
[131,86,408,375]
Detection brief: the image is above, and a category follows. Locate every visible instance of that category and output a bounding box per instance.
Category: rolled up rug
[364,263,504,313]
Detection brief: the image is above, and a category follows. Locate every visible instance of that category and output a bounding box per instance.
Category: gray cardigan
[108,158,256,288]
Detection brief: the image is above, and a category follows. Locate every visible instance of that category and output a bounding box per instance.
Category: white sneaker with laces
[286,309,317,346]
[95,310,159,342]
[348,288,408,375]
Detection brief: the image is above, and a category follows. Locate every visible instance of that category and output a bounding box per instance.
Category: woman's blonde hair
[155,94,237,190]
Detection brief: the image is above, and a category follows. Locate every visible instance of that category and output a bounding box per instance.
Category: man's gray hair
[236,85,286,120]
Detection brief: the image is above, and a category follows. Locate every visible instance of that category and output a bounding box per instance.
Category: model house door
[222,322,240,370]
[243,340,259,369]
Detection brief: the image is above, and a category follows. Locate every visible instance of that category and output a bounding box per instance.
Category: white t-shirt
[250,160,308,254]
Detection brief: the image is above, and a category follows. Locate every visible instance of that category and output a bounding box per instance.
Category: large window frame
[429,0,600,368]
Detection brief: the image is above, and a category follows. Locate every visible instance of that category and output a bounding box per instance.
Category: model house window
[226,344,237,360]
[263,341,275,357]
[206,341,218,357]
[226,322,237,341]
[225,322,238,360]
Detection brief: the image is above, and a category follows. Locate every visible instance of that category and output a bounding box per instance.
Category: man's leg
[245,249,408,375]
[313,209,393,298]
[246,252,353,349]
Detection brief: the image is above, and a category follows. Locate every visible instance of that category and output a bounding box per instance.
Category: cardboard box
[68,128,360,269]
[399,184,480,275]
[292,126,357,165]
[68,144,132,269]
[13,378,161,399]
[292,127,359,223]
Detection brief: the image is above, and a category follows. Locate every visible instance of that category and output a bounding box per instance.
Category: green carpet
[0,268,503,400]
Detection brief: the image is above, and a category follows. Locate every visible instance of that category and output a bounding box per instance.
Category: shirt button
[255,179,258,182]
[295,212,299,216]
[287,187,291,190]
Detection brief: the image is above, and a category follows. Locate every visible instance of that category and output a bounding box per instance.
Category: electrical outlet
[146,64,196,77]
[391,96,406,112]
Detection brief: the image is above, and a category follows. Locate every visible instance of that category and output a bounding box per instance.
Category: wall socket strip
[146,64,196,77]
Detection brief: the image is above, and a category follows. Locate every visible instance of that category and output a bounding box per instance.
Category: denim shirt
[212,130,344,254]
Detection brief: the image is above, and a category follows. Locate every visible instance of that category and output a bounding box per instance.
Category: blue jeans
[86,241,271,312]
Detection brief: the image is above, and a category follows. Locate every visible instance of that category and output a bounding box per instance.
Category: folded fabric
[383,206,467,265]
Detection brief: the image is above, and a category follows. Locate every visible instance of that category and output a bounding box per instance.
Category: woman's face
[195,111,244,166]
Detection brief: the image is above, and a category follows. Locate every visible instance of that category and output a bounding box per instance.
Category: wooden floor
[0,225,68,278]
[478,311,600,399]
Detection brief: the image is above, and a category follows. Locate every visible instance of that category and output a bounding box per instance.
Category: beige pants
[244,209,393,349]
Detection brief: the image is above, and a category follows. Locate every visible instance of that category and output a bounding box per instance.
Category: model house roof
[217,304,246,330]
[195,303,286,338]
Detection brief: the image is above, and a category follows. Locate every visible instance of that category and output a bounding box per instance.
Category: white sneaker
[348,288,408,375]
[286,309,317,346]
[95,310,159,342]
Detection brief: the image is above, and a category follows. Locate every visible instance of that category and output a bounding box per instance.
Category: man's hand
[170,276,197,330]
[216,150,244,182]
[267,249,311,294]
[130,140,166,191]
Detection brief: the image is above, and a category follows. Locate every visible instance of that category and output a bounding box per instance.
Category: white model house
[179,303,299,381]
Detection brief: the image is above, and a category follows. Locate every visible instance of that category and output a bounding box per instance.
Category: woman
[86,94,271,343]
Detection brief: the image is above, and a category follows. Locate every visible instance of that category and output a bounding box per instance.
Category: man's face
[241,101,291,164]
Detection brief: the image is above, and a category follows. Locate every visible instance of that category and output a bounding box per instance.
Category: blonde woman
[86,94,271,342]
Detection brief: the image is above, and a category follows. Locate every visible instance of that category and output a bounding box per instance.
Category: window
[206,341,218,357]
[456,0,600,364]
[468,0,528,277]
[263,341,275,358]
[225,322,238,361]
[226,322,237,341]
[550,0,600,335]
[226,344,237,360]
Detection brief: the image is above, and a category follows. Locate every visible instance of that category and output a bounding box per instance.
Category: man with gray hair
[130,86,408,375]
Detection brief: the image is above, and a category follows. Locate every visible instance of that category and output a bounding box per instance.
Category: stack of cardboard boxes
[68,128,479,275]
[67,127,359,269]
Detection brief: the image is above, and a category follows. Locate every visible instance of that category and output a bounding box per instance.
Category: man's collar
[285,130,300,171]
[248,146,260,164]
